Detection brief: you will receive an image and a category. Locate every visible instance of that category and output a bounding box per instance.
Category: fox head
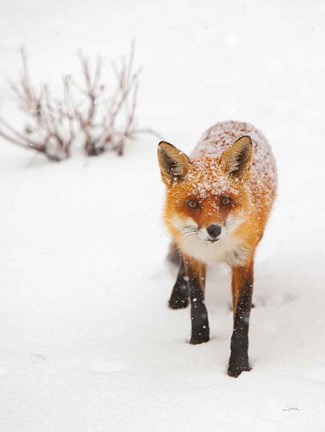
[158,136,254,265]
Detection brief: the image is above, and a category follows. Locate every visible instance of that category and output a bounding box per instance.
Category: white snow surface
[1,1,325,431]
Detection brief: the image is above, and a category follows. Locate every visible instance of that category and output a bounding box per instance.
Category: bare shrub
[0,44,155,161]
[0,49,73,161]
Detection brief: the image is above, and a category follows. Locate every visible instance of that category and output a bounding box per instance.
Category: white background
[1,1,325,431]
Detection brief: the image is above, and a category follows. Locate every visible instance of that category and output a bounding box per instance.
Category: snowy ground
[1,1,325,431]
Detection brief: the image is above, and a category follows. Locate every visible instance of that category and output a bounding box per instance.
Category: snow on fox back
[190,121,277,209]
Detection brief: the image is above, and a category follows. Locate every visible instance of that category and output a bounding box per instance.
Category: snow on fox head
[158,136,254,266]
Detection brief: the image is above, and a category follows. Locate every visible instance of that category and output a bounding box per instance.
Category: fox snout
[206,224,222,241]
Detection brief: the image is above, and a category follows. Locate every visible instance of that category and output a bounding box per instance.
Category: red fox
[158,121,277,377]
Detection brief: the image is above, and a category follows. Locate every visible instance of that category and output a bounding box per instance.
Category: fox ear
[219,136,253,179]
[158,141,190,185]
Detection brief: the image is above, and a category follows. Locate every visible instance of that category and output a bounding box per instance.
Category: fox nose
[207,224,222,239]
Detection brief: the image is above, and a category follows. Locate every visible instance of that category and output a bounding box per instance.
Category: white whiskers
[170,215,250,266]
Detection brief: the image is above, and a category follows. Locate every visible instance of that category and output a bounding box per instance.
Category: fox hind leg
[168,256,189,309]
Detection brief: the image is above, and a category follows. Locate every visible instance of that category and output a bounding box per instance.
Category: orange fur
[159,121,276,266]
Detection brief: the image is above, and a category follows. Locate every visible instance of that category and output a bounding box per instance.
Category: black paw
[227,361,252,378]
[168,297,189,309]
[190,335,210,344]
[189,327,210,344]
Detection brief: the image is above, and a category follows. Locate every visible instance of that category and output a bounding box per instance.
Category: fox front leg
[184,258,210,344]
[169,256,189,309]
[228,261,254,377]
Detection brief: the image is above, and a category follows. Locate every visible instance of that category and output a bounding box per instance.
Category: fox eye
[220,196,232,206]
[186,199,199,209]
